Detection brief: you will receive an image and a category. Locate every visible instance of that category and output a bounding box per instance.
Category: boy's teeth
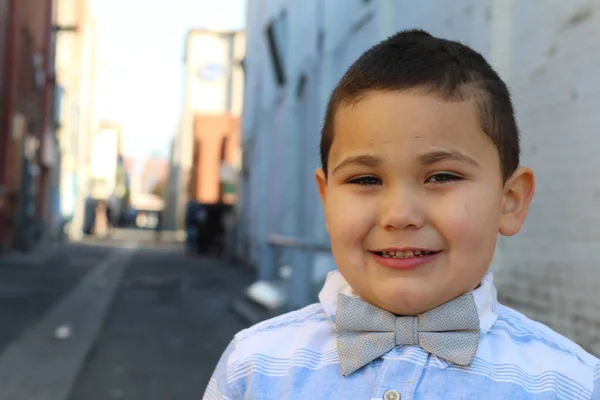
[381,250,432,258]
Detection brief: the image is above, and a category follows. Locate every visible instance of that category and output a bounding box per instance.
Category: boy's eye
[425,173,462,184]
[348,176,382,186]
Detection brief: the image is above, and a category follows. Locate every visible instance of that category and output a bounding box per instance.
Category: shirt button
[384,389,400,400]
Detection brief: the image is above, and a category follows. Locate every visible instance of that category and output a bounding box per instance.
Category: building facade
[240,0,600,355]
[189,114,241,204]
[0,0,57,251]
[166,29,245,230]
[54,0,98,240]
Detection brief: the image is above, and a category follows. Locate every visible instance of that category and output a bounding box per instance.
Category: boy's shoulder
[232,302,336,357]
[235,302,332,342]
[492,303,599,369]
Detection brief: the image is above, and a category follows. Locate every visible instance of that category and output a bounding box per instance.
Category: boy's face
[316,91,534,315]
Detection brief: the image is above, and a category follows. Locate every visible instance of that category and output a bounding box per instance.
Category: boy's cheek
[326,196,373,236]
[437,199,499,244]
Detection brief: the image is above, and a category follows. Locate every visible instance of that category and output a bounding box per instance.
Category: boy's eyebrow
[419,149,480,167]
[331,155,382,175]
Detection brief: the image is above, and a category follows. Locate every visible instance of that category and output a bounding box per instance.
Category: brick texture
[493,1,600,356]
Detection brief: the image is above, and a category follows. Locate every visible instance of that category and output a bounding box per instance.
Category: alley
[0,233,253,400]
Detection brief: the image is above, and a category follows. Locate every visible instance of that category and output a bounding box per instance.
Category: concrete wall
[491,0,600,356]
[89,123,119,200]
[241,0,600,355]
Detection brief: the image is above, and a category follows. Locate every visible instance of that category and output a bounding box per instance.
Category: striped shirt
[205,270,600,399]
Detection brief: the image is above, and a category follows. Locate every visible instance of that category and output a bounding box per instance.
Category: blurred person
[184,200,197,253]
[200,202,231,256]
[154,209,163,241]
[105,200,113,237]
[195,204,209,254]
[82,196,96,235]
[184,200,206,254]
[203,30,600,399]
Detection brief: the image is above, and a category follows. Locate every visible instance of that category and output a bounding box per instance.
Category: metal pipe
[267,233,331,252]
[36,0,56,221]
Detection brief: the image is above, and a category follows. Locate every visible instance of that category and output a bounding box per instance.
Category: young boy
[203,29,600,399]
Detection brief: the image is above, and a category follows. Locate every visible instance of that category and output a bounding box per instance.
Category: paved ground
[0,232,254,400]
[0,243,110,354]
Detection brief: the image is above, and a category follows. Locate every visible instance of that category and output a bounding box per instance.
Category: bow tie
[335,293,480,376]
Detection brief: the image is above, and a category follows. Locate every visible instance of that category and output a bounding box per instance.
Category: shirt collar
[318,269,499,334]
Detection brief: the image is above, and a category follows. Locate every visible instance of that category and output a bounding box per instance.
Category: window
[265,10,288,86]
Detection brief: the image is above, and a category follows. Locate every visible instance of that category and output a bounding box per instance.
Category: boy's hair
[320,29,519,182]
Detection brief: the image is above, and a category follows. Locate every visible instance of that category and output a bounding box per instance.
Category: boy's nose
[378,186,425,231]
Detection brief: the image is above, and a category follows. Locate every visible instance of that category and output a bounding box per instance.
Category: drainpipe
[37,0,56,232]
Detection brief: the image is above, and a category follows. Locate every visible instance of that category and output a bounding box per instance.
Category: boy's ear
[499,166,535,236]
[314,168,327,206]
[315,168,330,232]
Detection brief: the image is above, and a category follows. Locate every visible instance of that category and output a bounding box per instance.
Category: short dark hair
[320,29,519,181]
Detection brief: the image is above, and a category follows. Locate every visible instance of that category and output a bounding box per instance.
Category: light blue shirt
[204,270,600,399]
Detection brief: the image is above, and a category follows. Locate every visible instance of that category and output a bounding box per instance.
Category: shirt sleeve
[202,339,241,400]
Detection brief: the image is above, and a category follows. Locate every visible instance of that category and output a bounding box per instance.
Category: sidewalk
[0,243,114,355]
[0,235,256,400]
[0,243,136,400]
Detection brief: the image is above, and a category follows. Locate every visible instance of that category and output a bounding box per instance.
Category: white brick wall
[493,0,600,356]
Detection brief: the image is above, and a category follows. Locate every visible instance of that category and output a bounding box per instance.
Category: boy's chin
[364,289,442,316]
[362,281,466,316]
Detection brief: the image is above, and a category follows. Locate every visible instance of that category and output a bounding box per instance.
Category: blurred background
[1,0,599,398]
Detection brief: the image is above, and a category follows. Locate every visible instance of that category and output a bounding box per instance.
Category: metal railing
[253,233,331,311]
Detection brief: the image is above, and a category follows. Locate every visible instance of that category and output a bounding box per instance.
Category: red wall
[0,0,55,249]
[190,114,240,204]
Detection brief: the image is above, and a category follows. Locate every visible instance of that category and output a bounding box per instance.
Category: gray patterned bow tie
[336,293,480,376]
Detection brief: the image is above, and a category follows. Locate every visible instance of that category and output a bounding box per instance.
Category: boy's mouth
[372,250,441,259]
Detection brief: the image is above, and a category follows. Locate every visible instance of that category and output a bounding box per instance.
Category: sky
[90,0,246,159]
